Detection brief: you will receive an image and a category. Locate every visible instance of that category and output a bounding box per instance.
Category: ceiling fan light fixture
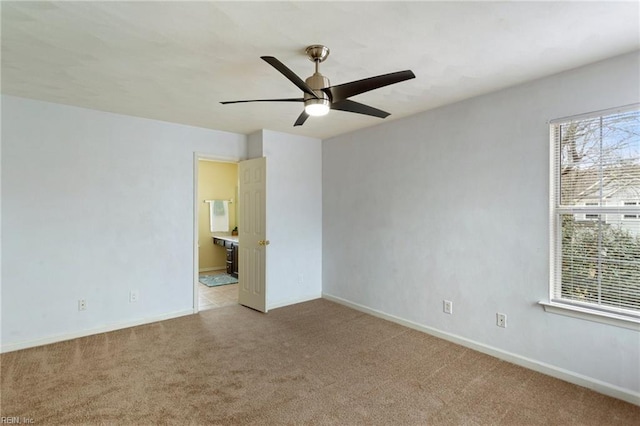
[304,98,330,116]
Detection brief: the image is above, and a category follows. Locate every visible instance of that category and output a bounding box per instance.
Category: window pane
[560,214,640,311]
[559,111,640,207]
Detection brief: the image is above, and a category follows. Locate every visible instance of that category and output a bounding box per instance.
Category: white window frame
[543,104,640,330]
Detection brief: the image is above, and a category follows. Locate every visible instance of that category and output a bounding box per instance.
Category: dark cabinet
[213,237,238,278]
[225,241,234,276]
[232,243,239,277]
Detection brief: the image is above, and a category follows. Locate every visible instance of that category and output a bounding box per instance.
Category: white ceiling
[2,1,639,139]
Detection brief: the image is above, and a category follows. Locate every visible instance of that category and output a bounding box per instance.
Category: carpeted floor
[1,299,638,425]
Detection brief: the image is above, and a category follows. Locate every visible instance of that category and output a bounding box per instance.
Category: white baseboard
[0,309,194,354]
[268,293,322,311]
[199,266,225,272]
[322,292,640,406]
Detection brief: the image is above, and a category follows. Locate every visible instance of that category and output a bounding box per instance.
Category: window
[583,202,599,221]
[549,105,640,323]
[623,201,639,220]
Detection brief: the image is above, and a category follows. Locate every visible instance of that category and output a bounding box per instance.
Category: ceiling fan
[221,45,416,127]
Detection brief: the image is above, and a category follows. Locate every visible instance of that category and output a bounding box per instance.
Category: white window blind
[550,105,640,318]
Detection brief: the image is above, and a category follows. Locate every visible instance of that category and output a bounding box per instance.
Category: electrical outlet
[78,299,87,311]
[129,290,139,303]
[443,300,453,314]
[496,313,507,328]
[298,274,304,285]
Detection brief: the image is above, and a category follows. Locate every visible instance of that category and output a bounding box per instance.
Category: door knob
[258,240,270,246]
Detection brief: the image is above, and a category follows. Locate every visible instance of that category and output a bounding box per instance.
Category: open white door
[238,157,267,312]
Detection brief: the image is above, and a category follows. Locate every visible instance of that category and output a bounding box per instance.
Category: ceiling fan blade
[294,111,310,127]
[324,70,415,102]
[261,56,318,99]
[220,98,304,105]
[330,99,390,119]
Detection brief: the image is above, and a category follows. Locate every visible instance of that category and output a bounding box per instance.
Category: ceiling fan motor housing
[304,72,331,112]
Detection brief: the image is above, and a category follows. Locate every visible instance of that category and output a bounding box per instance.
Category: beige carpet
[1,299,638,425]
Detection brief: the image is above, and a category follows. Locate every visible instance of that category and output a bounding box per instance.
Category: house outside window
[623,201,639,220]
[549,105,640,324]
[583,202,599,221]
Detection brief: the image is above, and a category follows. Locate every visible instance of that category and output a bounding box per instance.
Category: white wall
[1,95,246,351]
[249,130,323,309]
[322,51,640,397]
[247,130,264,160]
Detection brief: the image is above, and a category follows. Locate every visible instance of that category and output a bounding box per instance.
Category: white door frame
[192,152,241,313]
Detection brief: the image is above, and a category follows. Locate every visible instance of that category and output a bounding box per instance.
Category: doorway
[194,157,239,312]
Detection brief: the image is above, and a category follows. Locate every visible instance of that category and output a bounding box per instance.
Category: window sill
[539,301,640,331]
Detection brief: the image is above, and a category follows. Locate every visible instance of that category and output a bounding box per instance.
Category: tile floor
[198,270,239,311]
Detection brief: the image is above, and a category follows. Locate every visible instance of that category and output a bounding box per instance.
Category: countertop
[213,235,239,243]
